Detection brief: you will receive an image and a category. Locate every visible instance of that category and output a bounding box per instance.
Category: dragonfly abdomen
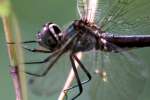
[105,35,150,48]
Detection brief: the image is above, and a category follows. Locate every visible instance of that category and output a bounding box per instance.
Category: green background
[0,0,150,100]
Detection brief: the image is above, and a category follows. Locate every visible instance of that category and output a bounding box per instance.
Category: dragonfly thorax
[62,20,100,52]
[36,22,62,51]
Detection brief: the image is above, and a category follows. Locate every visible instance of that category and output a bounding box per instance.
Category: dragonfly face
[36,22,62,51]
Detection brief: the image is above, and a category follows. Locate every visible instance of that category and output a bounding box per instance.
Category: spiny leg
[65,54,92,91]
[22,45,51,53]
[7,40,37,44]
[24,50,60,64]
[19,41,51,53]
[67,54,83,100]
[25,49,64,77]
[7,40,51,53]
[72,54,91,88]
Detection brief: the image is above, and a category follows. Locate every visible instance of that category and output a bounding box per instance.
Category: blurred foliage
[0,0,11,16]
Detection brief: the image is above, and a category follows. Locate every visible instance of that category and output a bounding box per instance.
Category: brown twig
[10,66,22,100]
[2,15,27,100]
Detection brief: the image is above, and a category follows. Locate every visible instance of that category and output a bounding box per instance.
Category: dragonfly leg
[24,55,53,77]
[24,48,60,65]
[24,56,52,64]
[22,45,51,53]
[25,49,64,77]
[73,54,91,85]
[7,40,51,53]
[7,40,37,44]
[22,41,51,53]
[68,54,83,100]
[65,54,92,92]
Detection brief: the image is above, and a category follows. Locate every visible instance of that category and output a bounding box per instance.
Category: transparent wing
[77,0,99,22]
[25,51,72,99]
[95,0,150,35]
[68,49,149,100]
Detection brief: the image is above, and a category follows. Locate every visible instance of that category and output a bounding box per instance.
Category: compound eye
[36,22,62,51]
[53,25,61,34]
[49,24,61,35]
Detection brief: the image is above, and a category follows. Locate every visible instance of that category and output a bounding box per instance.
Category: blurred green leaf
[0,0,11,16]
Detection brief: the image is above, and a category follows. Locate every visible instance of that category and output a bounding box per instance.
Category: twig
[2,16,16,65]
[1,14,27,100]
[12,14,28,100]
[58,52,82,100]
[10,66,22,100]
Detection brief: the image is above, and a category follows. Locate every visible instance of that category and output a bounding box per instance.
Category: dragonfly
[19,0,150,100]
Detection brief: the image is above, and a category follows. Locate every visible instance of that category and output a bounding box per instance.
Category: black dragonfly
[18,0,150,100]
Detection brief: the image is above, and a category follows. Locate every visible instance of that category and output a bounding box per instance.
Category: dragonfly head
[36,22,62,51]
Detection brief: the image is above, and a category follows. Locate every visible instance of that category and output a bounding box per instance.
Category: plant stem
[2,16,16,65]
[10,66,22,100]
[2,15,27,100]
